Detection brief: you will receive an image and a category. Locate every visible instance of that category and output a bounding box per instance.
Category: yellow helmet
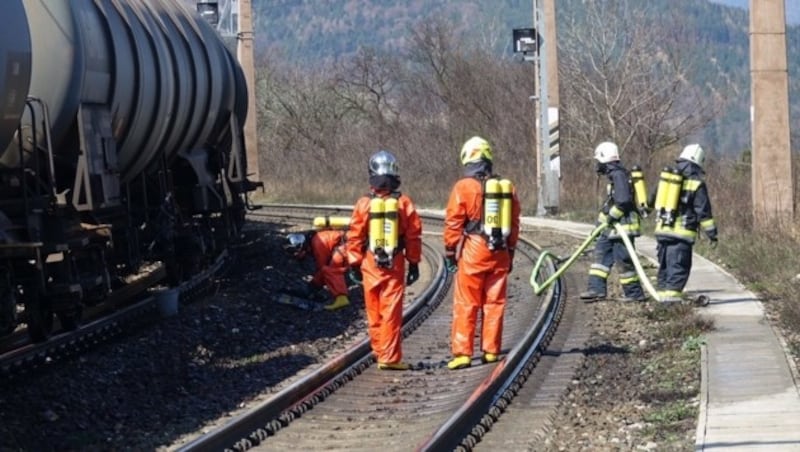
[459,136,493,166]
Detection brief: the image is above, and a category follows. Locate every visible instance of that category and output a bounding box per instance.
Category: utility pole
[237,0,260,183]
[750,0,793,226]
[543,0,559,212]
[532,0,559,216]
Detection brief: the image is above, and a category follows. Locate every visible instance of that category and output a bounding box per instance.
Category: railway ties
[181,207,572,452]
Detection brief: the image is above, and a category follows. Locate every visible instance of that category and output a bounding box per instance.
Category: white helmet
[594,142,620,164]
[679,144,706,169]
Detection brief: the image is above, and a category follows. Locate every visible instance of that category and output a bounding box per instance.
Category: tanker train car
[0,0,258,341]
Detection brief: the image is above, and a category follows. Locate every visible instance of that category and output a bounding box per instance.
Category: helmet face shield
[369,150,399,176]
[286,233,308,258]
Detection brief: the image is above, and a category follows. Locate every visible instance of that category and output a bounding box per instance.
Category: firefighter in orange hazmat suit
[286,230,350,311]
[444,136,521,370]
[345,150,423,371]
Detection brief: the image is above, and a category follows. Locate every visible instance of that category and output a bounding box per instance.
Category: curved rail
[178,240,447,451]
[178,206,564,451]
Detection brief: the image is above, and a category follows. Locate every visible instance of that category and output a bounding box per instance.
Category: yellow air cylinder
[313,216,350,230]
[483,178,501,237]
[368,197,385,253]
[653,167,673,217]
[630,166,648,214]
[499,179,513,238]
[664,168,683,224]
[383,197,399,259]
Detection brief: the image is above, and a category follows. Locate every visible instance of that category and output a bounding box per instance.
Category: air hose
[529,223,608,295]
[613,223,661,302]
[529,222,661,302]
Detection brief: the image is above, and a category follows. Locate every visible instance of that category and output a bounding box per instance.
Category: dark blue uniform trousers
[656,237,693,292]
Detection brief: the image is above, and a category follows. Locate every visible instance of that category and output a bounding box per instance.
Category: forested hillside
[250,0,799,156]
[709,0,800,24]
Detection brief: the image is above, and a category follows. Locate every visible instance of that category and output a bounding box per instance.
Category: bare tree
[332,47,402,131]
[558,0,719,170]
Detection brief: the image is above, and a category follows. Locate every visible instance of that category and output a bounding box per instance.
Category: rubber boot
[482,352,498,364]
[324,295,350,311]
[447,355,471,370]
[579,290,605,301]
[377,362,410,371]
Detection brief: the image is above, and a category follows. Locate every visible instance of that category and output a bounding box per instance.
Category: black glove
[444,248,458,273]
[347,266,363,285]
[708,236,718,249]
[508,248,515,273]
[406,263,420,286]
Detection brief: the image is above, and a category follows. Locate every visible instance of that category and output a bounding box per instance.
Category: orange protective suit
[346,190,422,365]
[444,177,521,358]
[309,230,348,298]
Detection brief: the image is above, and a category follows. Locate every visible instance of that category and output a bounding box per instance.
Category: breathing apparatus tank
[313,216,350,230]
[654,167,682,227]
[368,198,385,254]
[630,166,648,217]
[499,179,513,238]
[383,197,399,261]
[483,178,502,249]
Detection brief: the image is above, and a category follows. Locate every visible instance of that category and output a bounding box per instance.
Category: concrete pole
[533,0,548,216]
[237,0,260,182]
[543,0,559,213]
[532,0,559,215]
[543,0,558,108]
[750,0,793,226]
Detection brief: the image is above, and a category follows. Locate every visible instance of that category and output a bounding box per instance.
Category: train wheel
[26,291,54,342]
[0,288,15,335]
[57,304,83,331]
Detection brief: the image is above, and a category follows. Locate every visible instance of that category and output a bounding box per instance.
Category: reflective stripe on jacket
[655,160,716,244]
[598,162,641,239]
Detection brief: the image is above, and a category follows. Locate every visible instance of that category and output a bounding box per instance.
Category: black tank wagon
[0,0,257,341]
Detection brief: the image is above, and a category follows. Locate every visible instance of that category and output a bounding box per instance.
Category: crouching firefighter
[345,150,423,371]
[285,229,350,311]
[652,144,717,303]
[579,141,647,303]
[444,136,521,370]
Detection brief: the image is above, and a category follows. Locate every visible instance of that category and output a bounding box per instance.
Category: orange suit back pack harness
[465,176,514,251]
[368,191,403,267]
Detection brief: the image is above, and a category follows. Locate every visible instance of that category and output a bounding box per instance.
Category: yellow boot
[324,295,350,311]
[377,362,410,371]
[447,355,472,370]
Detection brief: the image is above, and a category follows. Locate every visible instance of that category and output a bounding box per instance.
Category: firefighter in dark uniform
[579,141,646,302]
[653,144,717,303]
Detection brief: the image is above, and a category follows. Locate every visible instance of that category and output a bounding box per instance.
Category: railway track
[0,248,228,380]
[1,204,598,451]
[177,206,571,451]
